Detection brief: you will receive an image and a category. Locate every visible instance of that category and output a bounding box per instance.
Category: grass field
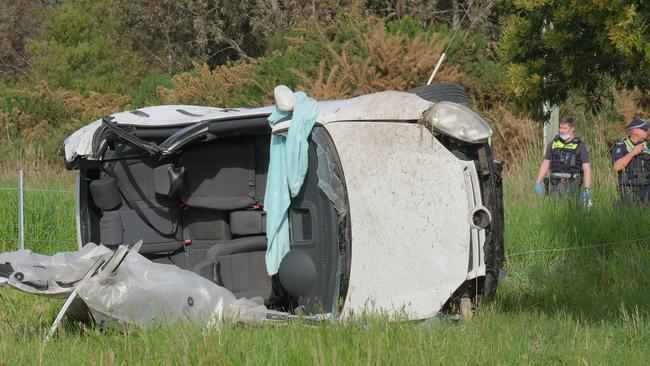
[1,140,650,364]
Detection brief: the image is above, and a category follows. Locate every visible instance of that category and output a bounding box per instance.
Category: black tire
[407,83,469,104]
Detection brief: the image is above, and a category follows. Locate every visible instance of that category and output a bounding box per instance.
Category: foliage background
[0,0,517,173]
[2,0,648,175]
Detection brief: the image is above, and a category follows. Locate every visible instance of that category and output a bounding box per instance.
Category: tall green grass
[501,109,650,322]
[0,179,77,255]
[0,290,647,364]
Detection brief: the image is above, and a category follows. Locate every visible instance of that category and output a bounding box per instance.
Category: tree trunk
[452,0,460,29]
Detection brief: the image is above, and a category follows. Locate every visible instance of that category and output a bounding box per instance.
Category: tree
[365,0,501,41]
[27,0,144,94]
[0,0,48,81]
[500,1,650,115]
[107,0,251,74]
[107,0,366,74]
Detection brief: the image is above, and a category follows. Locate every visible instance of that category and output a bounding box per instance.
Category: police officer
[612,118,650,203]
[534,116,591,202]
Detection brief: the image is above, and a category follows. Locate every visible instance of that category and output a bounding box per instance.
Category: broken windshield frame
[157,120,212,156]
[159,114,272,155]
[100,114,273,158]
[101,116,160,155]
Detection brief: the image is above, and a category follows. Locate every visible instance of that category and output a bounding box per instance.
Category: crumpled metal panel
[0,243,275,328]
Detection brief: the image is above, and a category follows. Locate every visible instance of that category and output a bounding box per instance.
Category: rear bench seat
[179,142,256,210]
[91,138,273,302]
[92,156,181,254]
[192,210,271,301]
[180,140,273,302]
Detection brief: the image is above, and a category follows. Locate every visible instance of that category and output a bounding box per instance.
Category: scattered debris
[0,242,287,338]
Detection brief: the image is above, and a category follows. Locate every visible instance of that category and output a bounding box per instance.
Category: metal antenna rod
[426,1,474,85]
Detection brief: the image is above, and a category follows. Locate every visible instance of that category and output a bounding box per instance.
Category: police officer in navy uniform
[534,116,592,201]
[612,118,650,203]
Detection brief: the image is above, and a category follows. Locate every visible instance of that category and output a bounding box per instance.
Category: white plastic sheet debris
[0,243,112,298]
[0,243,278,329]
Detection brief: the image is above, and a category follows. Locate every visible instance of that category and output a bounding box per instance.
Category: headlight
[421,102,492,143]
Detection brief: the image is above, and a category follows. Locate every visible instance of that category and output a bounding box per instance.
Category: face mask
[559,134,571,141]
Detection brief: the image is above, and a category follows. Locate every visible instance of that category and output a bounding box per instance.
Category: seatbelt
[103,162,177,237]
[180,202,191,256]
[247,140,257,203]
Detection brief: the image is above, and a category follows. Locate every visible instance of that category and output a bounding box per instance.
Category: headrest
[89,177,122,210]
[230,211,266,236]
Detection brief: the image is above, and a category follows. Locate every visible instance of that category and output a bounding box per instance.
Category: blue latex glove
[583,188,591,207]
[534,182,543,197]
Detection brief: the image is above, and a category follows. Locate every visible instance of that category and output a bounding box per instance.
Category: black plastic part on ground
[0,263,13,278]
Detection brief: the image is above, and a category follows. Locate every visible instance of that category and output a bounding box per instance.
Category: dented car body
[59,87,505,319]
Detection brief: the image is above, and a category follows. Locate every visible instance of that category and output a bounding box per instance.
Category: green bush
[130,73,174,108]
[0,81,131,167]
[27,1,144,94]
[386,16,420,37]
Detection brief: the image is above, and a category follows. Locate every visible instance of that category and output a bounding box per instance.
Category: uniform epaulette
[611,137,628,152]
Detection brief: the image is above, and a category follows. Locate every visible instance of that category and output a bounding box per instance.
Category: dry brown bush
[1,82,132,177]
[601,88,650,146]
[156,61,259,107]
[480,103,538,167]
[12,81,132,142]
[296,25,461,99]
[614,89,650,122]
[0,144,74,183]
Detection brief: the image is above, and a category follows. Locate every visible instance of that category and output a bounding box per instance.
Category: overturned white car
[53,84,504,320]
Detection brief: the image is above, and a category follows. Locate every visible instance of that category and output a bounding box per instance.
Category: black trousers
[545,177,581,197]
[618,184,650,203]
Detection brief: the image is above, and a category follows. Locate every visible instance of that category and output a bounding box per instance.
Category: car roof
[62,91,432,162]
[107,91,431,127]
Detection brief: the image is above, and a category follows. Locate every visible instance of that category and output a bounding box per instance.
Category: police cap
[627,118,650,131]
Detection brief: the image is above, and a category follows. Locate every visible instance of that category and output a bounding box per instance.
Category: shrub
[295,21,461,99]
[156,62,261,107]
[130,73,174,108]
[27,1,143,94]
[0,81,131,164]
[481,103,538,166]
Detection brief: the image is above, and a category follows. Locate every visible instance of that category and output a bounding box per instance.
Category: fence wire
[0,173,77,252]
[0,187,74,193]
[506,236,650,259]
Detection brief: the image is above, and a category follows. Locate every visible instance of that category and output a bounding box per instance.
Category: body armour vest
[549,135,583,176]
[618,137,650,187]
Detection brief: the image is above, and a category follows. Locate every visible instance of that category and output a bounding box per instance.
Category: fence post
[18,170,24,250]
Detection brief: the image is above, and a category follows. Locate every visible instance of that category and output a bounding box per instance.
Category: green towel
[264,92,319,275]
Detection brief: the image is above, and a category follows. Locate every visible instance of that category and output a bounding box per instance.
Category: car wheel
[407,83,469,104]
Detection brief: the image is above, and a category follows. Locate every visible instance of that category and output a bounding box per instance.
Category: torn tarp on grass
[0,243,282,328]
